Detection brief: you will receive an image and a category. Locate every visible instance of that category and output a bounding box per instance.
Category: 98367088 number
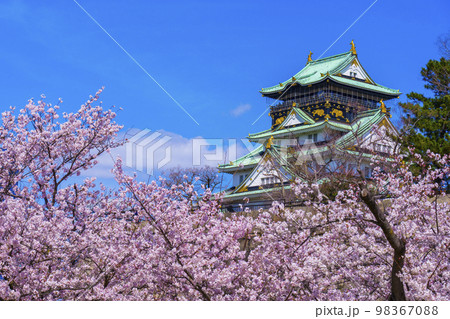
[375,306,438,316]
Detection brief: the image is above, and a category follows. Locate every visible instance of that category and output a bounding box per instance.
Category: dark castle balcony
[269,92,379,113]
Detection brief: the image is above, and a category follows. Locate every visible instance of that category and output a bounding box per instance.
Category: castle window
[261,177,279,186]
[307,133,318,143]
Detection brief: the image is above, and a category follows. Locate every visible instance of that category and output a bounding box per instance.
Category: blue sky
[0,0,449,181]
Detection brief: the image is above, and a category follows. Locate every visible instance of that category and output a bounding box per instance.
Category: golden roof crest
[380,99,387,113]
[350,40,357,55]
[266,136,274,149]
[307,51,313,64]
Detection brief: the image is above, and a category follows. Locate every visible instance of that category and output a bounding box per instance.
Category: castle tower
[219,42,401,211]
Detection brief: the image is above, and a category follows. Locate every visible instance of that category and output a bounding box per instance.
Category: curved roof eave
[329,76,401,96]
[261,75,400,97]
[248,120,351,140]
[219,162,258,173]
[260,51,354,94]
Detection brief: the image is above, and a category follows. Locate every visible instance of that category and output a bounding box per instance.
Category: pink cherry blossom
[0,92,448,300]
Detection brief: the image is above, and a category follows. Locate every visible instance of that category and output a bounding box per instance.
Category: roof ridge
[356,108,380,118]
[374,81,400,92]
[261,50,400,96]
[218,144,263,169]
[309,51,352,64]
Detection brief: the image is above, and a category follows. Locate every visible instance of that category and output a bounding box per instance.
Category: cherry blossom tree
[0,92,448,300]
[0,90,125,300]
[286,151,450,301]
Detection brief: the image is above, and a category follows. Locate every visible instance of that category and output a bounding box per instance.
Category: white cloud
[81,128,259,182]
[230,103,251,117]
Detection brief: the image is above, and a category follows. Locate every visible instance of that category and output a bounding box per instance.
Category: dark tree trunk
[360,187,407,301]
[389,244,406,300]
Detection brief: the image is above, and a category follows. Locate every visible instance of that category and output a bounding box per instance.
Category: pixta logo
[125,129,172,175]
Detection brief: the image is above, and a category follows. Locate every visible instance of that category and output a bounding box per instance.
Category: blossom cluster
[0,94,448,300]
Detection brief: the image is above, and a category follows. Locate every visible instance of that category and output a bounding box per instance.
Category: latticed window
[307,133,318,143]
[261,177,279,185]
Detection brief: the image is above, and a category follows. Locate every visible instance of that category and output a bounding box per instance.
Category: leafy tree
[400,41,450,156]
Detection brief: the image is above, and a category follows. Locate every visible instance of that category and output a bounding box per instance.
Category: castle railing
[270,93,378,113]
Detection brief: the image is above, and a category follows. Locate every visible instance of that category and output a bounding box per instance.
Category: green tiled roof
[221,109,398,199]
[230,148,297,194]
[223,185,292,199]
[260,51,400,96]
[266,146,302,178]
[355,108,380,119]
[293,107,315,123]
[336,109,390,146]
[248,109,386,143]
[218,144,263,171]
[329,75,399,95]
[248,120,352,140]
[247,109,390,149]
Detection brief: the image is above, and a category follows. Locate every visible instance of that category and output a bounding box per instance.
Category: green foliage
[400,57,450,156]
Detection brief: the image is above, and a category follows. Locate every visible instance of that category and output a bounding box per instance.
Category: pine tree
[400,55,450,156]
